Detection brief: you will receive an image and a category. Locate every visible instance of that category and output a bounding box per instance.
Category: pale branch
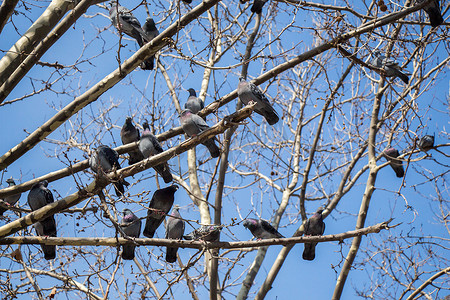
[0,1,426,173]
[0,0,223,171]
[405,267,450,300]
[0,0,20,34]
[20,259,44,300]
[0,106,254,239]
[0,0,97,104]
[0,220,392,248]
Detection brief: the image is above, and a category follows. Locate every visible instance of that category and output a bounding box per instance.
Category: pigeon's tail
[391,164,405,178]
[128,150,144,165]
[259,107,279,125]
[121,245,136,260]
[183,234,194,240]
[182,0,192,3]
[393,69,409,84]
[166,247,178,263]
[143,217,163,238]
[141,56,155,70]
[203,139,220,158]
[114,179,129,197]
[251,0,265,14]
[425,7,444,28]
[0,208,6,216]
[41,244,56,260]
[154,164,173,184]
[302,242,317,261]
[40,217,57,260]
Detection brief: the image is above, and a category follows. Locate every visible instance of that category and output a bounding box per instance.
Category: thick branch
[0,0,20,34]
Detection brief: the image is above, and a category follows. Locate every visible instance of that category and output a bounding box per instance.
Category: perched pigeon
[89,145,129,196]
[109,4,148,47]
[243,218,284,240]
[0,178,21,215]
[183,225,222,241]
[251,0,267,14]
[182,0,193,3]
[383,147,404,178]
[165,206,185,263]
[184,88,204,115]
[237,77,279,125]
[120,208,142,260]
[372,51,409,84]
[138,122,173,183]
[141,18,160,70]
[180,109,220,158]
[121,117,145,165]
[418,135,435,152]
[417,0,444,27]
[143,185,179,238]
[303,207,325,261]
[27,181,57,260]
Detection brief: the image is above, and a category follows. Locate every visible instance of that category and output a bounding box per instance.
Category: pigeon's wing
[249,82,271,105]
[191,114,210,132]
[104,147,122,170]
[149,134,164,154]
[43,187,54,205]
[260,219,283,238]
[321,221,325,235]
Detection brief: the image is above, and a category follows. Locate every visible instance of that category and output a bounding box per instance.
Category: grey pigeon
[180,109,220,158]
[372,51,409,84]
[0,178,21,215]
[27,181,57,260]
[251,0,267,14]
[303,207,325,261]
[184,88,204,115]
[417,0,443,27]
[138,122,173,183]
[121,117,144,165]
[109,4,148,47]
[243,218,284,240]
[143,185,179,238]
[120,208,142,260]
[383,147,404,178]
[165,206,185,263]
[89,145,129,196]
[141,18,160,70]
[237,77,279,125]
[183,225,222,241]
[418,135,434,152]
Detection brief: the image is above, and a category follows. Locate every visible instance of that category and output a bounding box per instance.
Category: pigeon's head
[6,178,15,185]
[41,180,49,188]
[187,88,196,97]
[142,121,150,131]
[384,147,399,158]
[239,76,246,82]
[170,184,179,192]
[316,207,325,215]
[122,208,133,216]
[145,18,156,28]
[373,50,382,57]
[243,219,257,230]
[125,117,133,125]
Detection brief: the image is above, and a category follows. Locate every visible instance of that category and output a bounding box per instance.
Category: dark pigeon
[165,206,185,263]
[143,185,179,238]
[184,88,204,115]
[243,218,284,240]
[121,117,145,165]
[180,109,220,158]
[0,178,21,215]
[251,0,267,14]
[372,51,409,84]
[138,122,173,183]
[182,0,193,4]
[141,18,160,70]
[418,135,435,152]
[183,225,222,241]
[237,77,279,125]
[417,0,444,27]
[120,208,142,260]
[302,207,325,261]
[89,145,129,196]
[109,4,148,47]
[383,147,404,178]
[27,181,57,260]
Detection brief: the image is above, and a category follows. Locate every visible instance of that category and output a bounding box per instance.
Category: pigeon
[237,77,279,125]
[0,178,21,216]
[383,147,404,178]
[184,88,204,115]
[138,122,173,183]
[372,51,409,84]
[27,181,57,260]
[165,206,185,263]
[417,0,444,27]
[141,18,160,70]
[143,185,179,238]
[89,145,129,196]
[121,117,145,165]
[243,218,284,240]
[109,4,148,47]
[180,109,220,158]
[251,0,267,14]
[418,135,434,152]
[120,208,142,260]
[302,207,325,261]
[183,225,222,241]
